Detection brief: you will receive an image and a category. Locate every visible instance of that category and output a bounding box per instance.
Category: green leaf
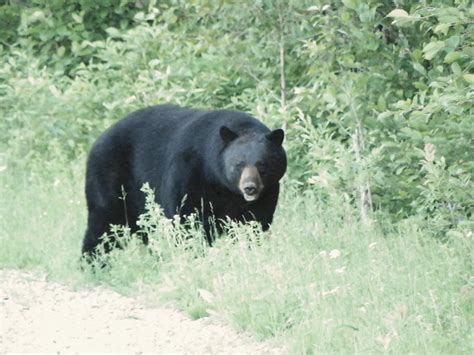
[436,7,463,24]
[462,46,474,57]
[444,51,461,64]
[396,166,405,175]
[377,111,392,121]
[469,6,474,19]
[323,92,337,106]
[414,82,428,91]
[412,49,423,61]
[462,74,474,84]
[56,46,65,57]
[423,41,445,60]
[413,62,426,75]
[451,62,461,76]
[71,13,83,24]
[342,0,358,11]
[445,36,460,50]
[386,8,421,26]
[434,23,450,35]
[377,95,386,110]
[105,27,121,38]
[307,6,320,12]
[387,9,409,18]
[134,12,145,22]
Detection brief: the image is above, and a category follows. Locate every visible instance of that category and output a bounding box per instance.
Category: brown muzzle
[239,165,263,201]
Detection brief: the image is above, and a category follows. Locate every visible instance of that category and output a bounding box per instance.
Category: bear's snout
[239,165,263,201]
[243,184,257,196]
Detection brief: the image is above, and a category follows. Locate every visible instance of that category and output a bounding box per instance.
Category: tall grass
[0,164,85,279]
[0,165,472,353]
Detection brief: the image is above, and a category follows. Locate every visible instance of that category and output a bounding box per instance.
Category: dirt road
[0,270,281,353]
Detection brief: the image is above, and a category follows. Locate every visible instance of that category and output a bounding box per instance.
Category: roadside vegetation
[1,0,472,352]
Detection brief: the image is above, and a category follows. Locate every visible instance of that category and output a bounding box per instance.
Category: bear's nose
[244,185,257,196]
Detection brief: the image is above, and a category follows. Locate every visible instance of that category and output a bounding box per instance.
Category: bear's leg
[82,193,127,258]
[82,210,114,257]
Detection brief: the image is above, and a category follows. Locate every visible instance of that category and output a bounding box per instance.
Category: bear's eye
[235,161,245,168]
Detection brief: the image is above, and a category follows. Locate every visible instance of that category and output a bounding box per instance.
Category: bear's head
[220,126,287,202]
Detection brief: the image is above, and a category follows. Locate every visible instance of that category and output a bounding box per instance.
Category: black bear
[82,104,287,257]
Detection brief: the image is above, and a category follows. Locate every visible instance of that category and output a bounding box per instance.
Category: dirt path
[0,270,281,353]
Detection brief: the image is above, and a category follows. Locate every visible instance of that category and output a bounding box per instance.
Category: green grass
[1,165,472,353]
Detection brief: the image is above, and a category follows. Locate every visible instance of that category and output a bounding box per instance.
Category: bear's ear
[220,126,238,144]
[267,129,284,146]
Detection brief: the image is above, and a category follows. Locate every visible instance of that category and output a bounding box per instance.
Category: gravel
[0,269,282,353]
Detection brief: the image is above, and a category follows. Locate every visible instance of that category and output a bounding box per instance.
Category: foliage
[288,0,473,228]
[0,1,472,350]
[1,0,471,233]
[1,0,145,74]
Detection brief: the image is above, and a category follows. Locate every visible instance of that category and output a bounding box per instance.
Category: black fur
[82,104,287,256]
